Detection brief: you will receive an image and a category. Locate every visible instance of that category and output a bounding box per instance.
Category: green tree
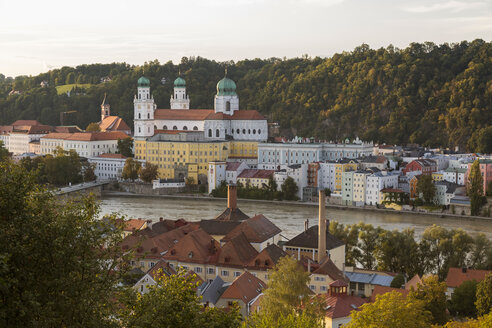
[122,158,141,181]
[419,225,453,280]
[417,175,436,205]
[376,228,420,277]
[267,175,278,193]
[0,161,127,327]
[83,162,97,182]
[468,160,484,216]
[442,312,492,328]
[138,162,158,183]
[390,273,405,288]
[476,126,492,154]
[120,269,241,328]
[329,221,360,267]
[345,291,432,328]
[117,137,133,157]
[470,234,492,269]
[281,177,298,201]
[408,275,448,325]
[355,223,382,270]
[243,311,322,328]
[475,273,492,316]
[448,280,478,318]
[0,140,8,162]
[86,122,101,132]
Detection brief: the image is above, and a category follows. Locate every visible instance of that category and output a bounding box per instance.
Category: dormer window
[188,251,193,258]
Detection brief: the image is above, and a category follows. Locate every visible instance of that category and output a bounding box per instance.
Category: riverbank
[102,190,492,222]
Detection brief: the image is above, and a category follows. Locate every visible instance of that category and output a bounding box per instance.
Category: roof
[247,244,288,270]
[221,214,281,244]
[219,271,266,304]
[446,267,491,288]
[284,225,344,250]
[42,131,129,141]
[380,188,405,193]
[322,293,366,319]
[154,109,214,121]
[99,116,131,132]
[226,162,242,171]
[213,207,250,222]
[54,126,83,133]
[12,124,53,134]
[205,110,265,121]
[200,276,226,305]
[344,272,394,287]
[146,260,176,280]
[199,220,242,236]
[163,229,221,264]
[216,76,237,96]
[98,153,127,159]
[414,159,437,167]
[405,274,422,290]
[121,218,146,232]
[444,167,467,174]
[217,233,259,267]
[11,120,42,126]
[238,169,274,179]
[369,286,409,302]
[312,257,348,283]
[360,155,387,164]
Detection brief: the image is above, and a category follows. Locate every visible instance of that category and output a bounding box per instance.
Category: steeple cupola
[134,76,155,139]
[170,75,190,110]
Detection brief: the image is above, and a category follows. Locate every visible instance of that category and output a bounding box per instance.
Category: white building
[208,161,250,194]
[258,137,373,169]
[273,164,308,199]
[134,74,268,142]
[443,167,466,185]
[41,131,129,157]
[8,125,52,155]
[365,171,400,205]
[88,153,128,180]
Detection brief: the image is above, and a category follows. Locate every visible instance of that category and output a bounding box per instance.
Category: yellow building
[135,132,257,184]
[432,171,444,181]
[334,160,358,192]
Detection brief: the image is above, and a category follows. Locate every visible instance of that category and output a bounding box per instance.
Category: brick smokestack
[318,190,327,263]
[227,184,237,209]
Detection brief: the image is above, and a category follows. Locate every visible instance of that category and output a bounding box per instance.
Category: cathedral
[133,73,268,141]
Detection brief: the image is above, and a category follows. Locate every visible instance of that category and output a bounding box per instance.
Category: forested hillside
[1,39,491,152]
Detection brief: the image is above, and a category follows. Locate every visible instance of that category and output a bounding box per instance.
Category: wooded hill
[1,39,491,152]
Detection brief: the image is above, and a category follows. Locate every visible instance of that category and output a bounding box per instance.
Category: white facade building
[365,171,400,205]
[443,167,466,185]
[88,153,128,180]
[273,164,308,199]
[134,76,156,139]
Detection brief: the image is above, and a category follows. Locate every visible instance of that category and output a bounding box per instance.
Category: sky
[0,0,491,77]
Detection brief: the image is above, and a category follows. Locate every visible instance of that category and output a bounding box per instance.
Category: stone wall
[117,181,186,195]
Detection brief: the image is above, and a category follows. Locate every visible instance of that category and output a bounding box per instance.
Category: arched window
[208,129,212,137]
[236,129,240,134]
[183,126,188,130]
[138,113,141,119]
[226,101,231,112]
[258,129,261,134]
[163,125,168,130]
[147,113,150,119]
[138,127,141,133]
[173,126,178,130]
[216,129,220,137]
[248,129,251,134]
[193,126,198,131]
[253,129,256,134]
[242,129,246,134]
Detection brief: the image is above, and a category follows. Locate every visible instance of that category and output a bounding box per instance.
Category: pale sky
[0,0,491,77]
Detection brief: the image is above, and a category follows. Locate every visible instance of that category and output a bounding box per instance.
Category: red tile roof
[99,116,130,132]
[226,162,242,171]
[98,153,127,159]
[54,126,83,133]
[163,229,221,264]
[405,274,421,290]
[205,110,265,121]
[42,131,129,141]
[217,233,259,267]
[154,109,214,121]
[322,293,366,319]
[370,286,409,302]
[220,271,266,304]
[446,267,491,288]
[312,257,349,283]
[120,218,146,232]
[12,120,42,126]
[238,169,275,179]
[221,214,281,244]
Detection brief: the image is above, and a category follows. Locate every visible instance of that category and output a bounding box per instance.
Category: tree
[408,275,448,325]
[244,311,322,328]
[138,162,158,183]
[376,228,420,277]
[0,140,8,161]
[419,225,453,280]
[355,223,382,270]
[329,221,360,267]
[117,137,133,157]
[122,158,141,181]
[475,273,492,316]
[468,160,484,216]
[390,273,405,288]
[0,161,127,327]
[476,126,492,154]
[86,122,101,132]
[442,312,492,328]
[267,175,278,193]
[345,291,432,328]
[281,177,298,201]
[83,162,97,182]
[470,234,492,269]
[120,269,241,328]
[185,176,195,185]
[448,280,478,318]
[417,175,436,205]
[260,256,313,318]
[324,188,331,197]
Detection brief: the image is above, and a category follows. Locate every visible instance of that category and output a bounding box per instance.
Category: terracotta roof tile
[121,218,146,232]
[238,169,274,179]
[370,286,409,302]
[12,120,42,126]
[220,271,266,304]
[100,116,130,132]
[322,293,366,319]
[446,267,491,288]
[163,229,221,265]
[246,244,287,270]
[217,233,259,267]
[312,257,348,282]
[213,207,250,221]
[221,214,281,244]
[42,131,129,141]
[154,109,214,121]
[98,153,127,159]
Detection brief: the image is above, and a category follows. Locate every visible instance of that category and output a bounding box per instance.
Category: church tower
[134,76,156,139]
[170,76,190,109]
[101,93,110,122]
[214,70,239,115]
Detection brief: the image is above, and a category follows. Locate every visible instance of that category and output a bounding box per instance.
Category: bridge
[55,180,111,197]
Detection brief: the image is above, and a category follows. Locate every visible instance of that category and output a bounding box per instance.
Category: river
[99,194,492,240]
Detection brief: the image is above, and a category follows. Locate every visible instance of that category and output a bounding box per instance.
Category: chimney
[318,190,327,263]
[227,184,237,209]
[146,219,153,229]
[159,217,163,222]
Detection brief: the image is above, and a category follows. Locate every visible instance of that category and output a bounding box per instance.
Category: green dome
[216,77,236,96]
[137,76,150,87]
[174,77,186,88]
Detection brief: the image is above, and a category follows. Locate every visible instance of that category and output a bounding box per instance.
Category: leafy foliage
[408,275,448,325]
[86,122,101,131]
[468,160,484,216]
[281,177,298,201]
[475,273,492,316]
[138,161,158,183]
[122,157,141,181]
[417,175,436,205]
[117,137,133,157]
[448,280,478,318]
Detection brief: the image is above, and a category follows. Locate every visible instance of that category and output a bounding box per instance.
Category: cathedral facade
[133,74,268,141]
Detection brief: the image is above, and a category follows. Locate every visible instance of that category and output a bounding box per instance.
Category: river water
[99,195,492,240]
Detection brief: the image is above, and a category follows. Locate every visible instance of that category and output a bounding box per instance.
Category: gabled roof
[359,155,387,164]
[200,220,242,236]
[213,207,250,222]
[200,276,226,305]
[205,110,265,121]
[226,162,242,171]
[217,233,259,267]
[42,131,129,141]
[322,293,366,319]
[369,286,409,302]
[154,109,214,121]
[238,169,275,179]
[99,116,130,132]
[219,271,266,304]
[146,260,176,280]
[311,257,348,283]
[12,120,42,126]
[163,229,221,264]
[119,218,146,232]
[405,274,421,290]
[446,267,491,288]
[247,244,288,270]
[54,126,83,133]
[221,214,281,244]
[284,225,344,250]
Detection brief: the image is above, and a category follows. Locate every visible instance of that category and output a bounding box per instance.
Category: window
[242,129,246,134]
[221,270,229,276]
[163,125,168,130]
[309,285,316,291]
[253,129,256,134]
[236,129,240,134]
[208,129,212,137]
[258,129,261,134]
[207,268,215,274]
[173,126,178,130]
[147,113,150,119]
[183,126,188,130]
[193,126,198,131]
[195,267,202,273]
[234,271,241,277]
[321,286,327,292]
[226,101,231,111]
[216,129,220,137]
[138,113,141,119]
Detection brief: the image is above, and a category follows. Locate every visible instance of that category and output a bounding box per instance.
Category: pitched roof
[247,244,288,270]
[200,220,242,236]
[221,214,281,244]
[226,162,242,171]
[205,110,265,121]
[213,207,250,222]
[219,271,266,304]
[99,116,130,132]
[238,169,275,179]
[12,120,42,126]
[446,267,491,288]
[120,218,146,232]
[322,293,366,319]
[344,272,393,287]
[154,109,214,121]
[405,274,421,290]
[163,229,221,264]
[369,286,409,302]
[200,276,226,305]
[312,258,349,282]
[42,131,129,141]
[98,153,127,159]
[217,233,259,267]
[284,225,344,250]
[360,155,387,164]
[54,126,83,133]
[146,260,177,280]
